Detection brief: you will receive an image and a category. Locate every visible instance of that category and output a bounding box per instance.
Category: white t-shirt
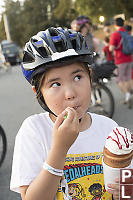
[10,112,120,199]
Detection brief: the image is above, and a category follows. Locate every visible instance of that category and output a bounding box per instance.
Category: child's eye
[51,82,60,88]
[74,75,81,81]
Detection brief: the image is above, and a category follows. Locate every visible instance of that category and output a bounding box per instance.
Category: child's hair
[114,17,124,27]
[124,24,132,32]
[103,26,110,34]
[104,36,110,44]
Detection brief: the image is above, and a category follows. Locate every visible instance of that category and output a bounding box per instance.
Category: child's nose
[64,86,76,100]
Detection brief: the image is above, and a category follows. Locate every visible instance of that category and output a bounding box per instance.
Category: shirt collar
[118,27,126,32]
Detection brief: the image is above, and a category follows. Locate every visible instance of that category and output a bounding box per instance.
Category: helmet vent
[79,34,84,49]
[27,45,33,54]
[48,27,59,36]
[31,38,38,43]
[23,52,35,63]
[71,39,77,50]
[38,47,48,57]
[54,40,67,52]
[22,27,93,84]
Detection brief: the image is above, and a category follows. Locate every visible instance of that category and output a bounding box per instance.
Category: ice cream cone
[102,127,133,189]
[103,146,133,168]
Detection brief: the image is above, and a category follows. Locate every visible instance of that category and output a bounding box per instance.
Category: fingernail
[65,108,70,112]
[62,110,66,115]
[66,106,72,110]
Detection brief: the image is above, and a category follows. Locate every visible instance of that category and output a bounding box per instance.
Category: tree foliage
[53,0,78,27]
[1,0,61,46]
[0,16,6,41]
[116,0,133,18]
[75,0,121,23]
[3,0,24,46]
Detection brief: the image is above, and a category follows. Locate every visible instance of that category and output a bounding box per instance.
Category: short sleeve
[10,118,46,193]
[109,32,119,47]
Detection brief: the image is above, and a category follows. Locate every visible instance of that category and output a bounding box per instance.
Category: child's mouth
[73,105,80,110]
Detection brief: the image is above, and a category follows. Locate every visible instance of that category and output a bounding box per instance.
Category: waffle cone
[103,147,133,168]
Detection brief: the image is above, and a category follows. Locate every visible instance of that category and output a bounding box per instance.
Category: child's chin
[77,111,86,120]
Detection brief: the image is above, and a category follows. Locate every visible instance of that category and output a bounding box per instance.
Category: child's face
[81,26,88,36]
[41,63,91,119]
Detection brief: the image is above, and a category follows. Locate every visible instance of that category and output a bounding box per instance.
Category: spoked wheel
[88,83,115,118]
[0,125,7,167]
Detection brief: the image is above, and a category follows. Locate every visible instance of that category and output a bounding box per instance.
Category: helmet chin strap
[79,118,82,123]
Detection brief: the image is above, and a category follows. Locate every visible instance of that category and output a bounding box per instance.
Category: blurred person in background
[124,24,133,93]
[109,17,133,108]
[79,23,88,37]
[124,24,132,35]
[103,36,114,62]
[103,26,111,37]
[76,15,98,53]
[70,19,79,32]
[103,22,111,37]
[0,46,10,71]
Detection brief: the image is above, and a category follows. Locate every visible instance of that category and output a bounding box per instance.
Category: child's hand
[107,178,119,200]
[52,107,79,153]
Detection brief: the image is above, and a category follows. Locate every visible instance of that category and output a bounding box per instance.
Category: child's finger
[71,109,79,124]
[107,188,119,198]
[107,183,119,190]
[114,177,119,183]
[107,182,119,199]
[64,107,76,123]
[54,110,67,129]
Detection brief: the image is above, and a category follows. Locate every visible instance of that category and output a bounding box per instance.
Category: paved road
[0,66,133,200]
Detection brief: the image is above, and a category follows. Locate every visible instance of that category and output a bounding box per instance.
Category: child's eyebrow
[46,77,61,84]
[71,69,84,74]
[46,69,84,84]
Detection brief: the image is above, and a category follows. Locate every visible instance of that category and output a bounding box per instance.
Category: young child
[103,36,114,62]
[10,27,120,200]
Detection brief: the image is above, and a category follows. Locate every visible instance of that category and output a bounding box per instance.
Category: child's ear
[32,86,37,94]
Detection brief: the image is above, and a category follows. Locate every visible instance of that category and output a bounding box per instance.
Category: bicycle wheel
[0,125,7,167]
[88,83,115,118]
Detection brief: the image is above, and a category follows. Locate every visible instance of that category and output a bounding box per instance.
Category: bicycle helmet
[21,27,94,115]
[76,16,92,26]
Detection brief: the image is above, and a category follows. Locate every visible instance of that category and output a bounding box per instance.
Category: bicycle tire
[0,125,7,167]
[88,83,115,118]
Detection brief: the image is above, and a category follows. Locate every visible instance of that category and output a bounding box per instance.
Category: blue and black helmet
[21,27,93,84]
[21,27,94,114]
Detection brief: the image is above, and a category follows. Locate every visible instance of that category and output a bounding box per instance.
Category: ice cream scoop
[105,127,133,155]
